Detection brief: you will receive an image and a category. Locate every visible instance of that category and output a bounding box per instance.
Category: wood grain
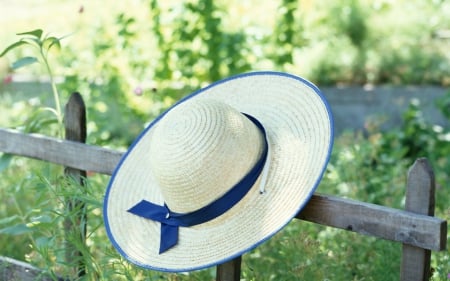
[216,256,241,281]
[296,193,446,251]
[0,128,123,175]
[401,159,436,281]
[63,92,87,278]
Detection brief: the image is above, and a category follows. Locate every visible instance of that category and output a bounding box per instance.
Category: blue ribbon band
[127,113,268,254]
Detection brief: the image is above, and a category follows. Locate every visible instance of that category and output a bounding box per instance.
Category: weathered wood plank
[401,159,435,281]
[0,129,447,251]
[0,256,65,281]
[296,194,446,251]
[0,128,123,175]
[63,92,87,278]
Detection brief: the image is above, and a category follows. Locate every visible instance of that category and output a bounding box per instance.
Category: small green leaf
[17,29,43,39]
[11,56,38,70]
[0,41,28,57]
[43,36,61,51]
[0,223,32,235]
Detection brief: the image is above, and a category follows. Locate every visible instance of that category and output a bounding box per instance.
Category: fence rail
[0,127,445,253]
[0,93,447,281]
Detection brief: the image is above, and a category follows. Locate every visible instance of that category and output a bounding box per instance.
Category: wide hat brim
[103,71,334,272]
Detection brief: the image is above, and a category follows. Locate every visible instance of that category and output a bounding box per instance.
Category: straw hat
[103,71,334,272]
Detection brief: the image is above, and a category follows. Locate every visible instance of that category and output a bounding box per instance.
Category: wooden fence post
[216,256,241,281]
[63,92,87,278]
[400,158,435,281]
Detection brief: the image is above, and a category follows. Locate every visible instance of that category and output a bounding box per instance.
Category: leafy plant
[149,0,251,86]
[271,0,304,66]
[0,29,66,135]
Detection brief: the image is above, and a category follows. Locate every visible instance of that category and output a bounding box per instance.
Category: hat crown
[148,99,264,213]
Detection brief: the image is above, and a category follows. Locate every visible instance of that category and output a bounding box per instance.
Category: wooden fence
[0,93,447,281]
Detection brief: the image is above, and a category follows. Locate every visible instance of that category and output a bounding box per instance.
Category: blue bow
[127,113,268,254]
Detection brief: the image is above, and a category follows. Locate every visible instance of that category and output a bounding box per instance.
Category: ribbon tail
[127,200,167,220]
[159,223,179,254]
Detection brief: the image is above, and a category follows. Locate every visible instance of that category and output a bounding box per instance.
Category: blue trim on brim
[103,71,335,273]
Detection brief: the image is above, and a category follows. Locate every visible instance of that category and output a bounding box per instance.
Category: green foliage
[0,0,449,280]
[0,29,65,135]
[271,0,302,66]
[150,0,251,86]
[331,0,368,48]
[59,12,160,147]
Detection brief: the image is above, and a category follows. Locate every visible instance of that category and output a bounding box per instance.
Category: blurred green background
[0,0,449,280]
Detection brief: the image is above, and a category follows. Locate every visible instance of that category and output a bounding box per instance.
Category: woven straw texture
[104,72,333,272]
